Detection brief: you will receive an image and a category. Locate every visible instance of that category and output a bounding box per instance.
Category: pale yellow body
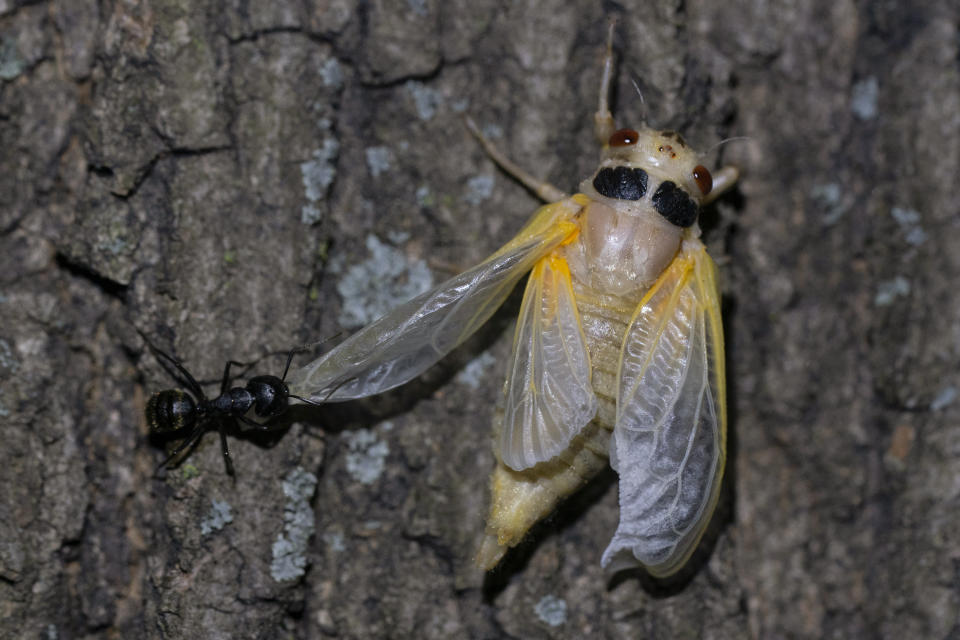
[478,305,625,567]
[477,198,680,568]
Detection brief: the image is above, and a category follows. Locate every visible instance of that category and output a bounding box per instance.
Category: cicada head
[581,127,716,229]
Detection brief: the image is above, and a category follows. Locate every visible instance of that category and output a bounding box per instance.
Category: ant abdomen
[147,390,198,434]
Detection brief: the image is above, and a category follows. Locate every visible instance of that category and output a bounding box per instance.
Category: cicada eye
[692,165,713,195]
[608,129,639,147]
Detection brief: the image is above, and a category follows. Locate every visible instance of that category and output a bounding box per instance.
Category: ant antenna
[278,343,335,408]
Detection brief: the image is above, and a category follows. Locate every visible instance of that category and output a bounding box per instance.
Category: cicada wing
[498,254,597,471]
[601,240,727,577]
[285,198,584,402]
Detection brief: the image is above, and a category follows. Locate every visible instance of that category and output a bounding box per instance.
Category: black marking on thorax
[593,166,648,200]
[652,181,698,227]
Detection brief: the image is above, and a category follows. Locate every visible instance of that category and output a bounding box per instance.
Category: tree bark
[1,0,958,638]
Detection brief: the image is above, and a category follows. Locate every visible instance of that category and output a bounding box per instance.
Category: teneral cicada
[285,24,738,577]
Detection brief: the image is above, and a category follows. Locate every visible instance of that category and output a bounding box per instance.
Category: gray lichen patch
[0,338,19,375]
[0,36,25,80]
[364,146,395,178]
[343,428,390,486]
[930,386,957,411]
[323,530,346,553]
[874,276,911,306]
[301,137,341,224]
[334,234,433,328]
[851,76,879,120]
[320,57,344,89]
[455,351,496,389]
[463,174,495,206]
[809,182,848,226]
[890,206,928,247]
[200,499,234,536]
[406,80,444,121]
[302,138,341,201]
[270,467,318,582]
[533,594,567,627]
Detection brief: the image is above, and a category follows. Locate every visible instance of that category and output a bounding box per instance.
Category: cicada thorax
[565,200,684,297]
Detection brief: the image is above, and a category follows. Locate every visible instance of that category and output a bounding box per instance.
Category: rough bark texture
[1,1,958,638]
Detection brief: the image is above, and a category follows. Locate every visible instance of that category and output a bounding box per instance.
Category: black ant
[144,343,321,476]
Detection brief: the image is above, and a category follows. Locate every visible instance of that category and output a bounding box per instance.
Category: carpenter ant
[144,344,321,476]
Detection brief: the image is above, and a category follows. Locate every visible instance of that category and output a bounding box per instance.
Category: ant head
[247,375,289,419]
[146,390,198,434]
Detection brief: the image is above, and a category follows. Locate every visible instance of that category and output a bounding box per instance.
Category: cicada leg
[464,117,567,203]
[594,20,616,144]
[703,166,740,205]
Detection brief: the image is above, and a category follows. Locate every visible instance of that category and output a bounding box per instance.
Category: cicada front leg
[594,20,617,144]
[463,117,568,203]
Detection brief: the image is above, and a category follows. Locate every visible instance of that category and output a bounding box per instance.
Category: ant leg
[279,344,346,407]
[149,344,207,400]
[238,415,267,429]
[594,20,616,145]
[155,424,207,475]
[463,117,567,203]
[280,348,324,406]
[288,375,352,408]
[218,420,236,476]
[237,414,288,432]
[280,350,297,382]
[271,333,346,381]
[288,394,325,408]
[220,360,247,394]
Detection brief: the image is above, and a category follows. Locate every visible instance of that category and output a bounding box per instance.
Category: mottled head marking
[660,130,687,147]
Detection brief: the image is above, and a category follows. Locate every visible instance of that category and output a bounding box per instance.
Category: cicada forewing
[285,197,583,403]
[603,238,727,577]
[498,253,597,471]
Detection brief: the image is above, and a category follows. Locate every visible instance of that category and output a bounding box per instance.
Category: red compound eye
[608,128,639,147]
[692,165,713,195]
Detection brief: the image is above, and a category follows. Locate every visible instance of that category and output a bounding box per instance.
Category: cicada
[285,25,738,577]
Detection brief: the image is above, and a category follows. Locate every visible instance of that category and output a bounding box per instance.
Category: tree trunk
[1,0,957,638]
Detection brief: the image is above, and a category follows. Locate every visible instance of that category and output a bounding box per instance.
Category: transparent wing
[498,254,597,471]
[285,198,584,402]
[601,239,727,577]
